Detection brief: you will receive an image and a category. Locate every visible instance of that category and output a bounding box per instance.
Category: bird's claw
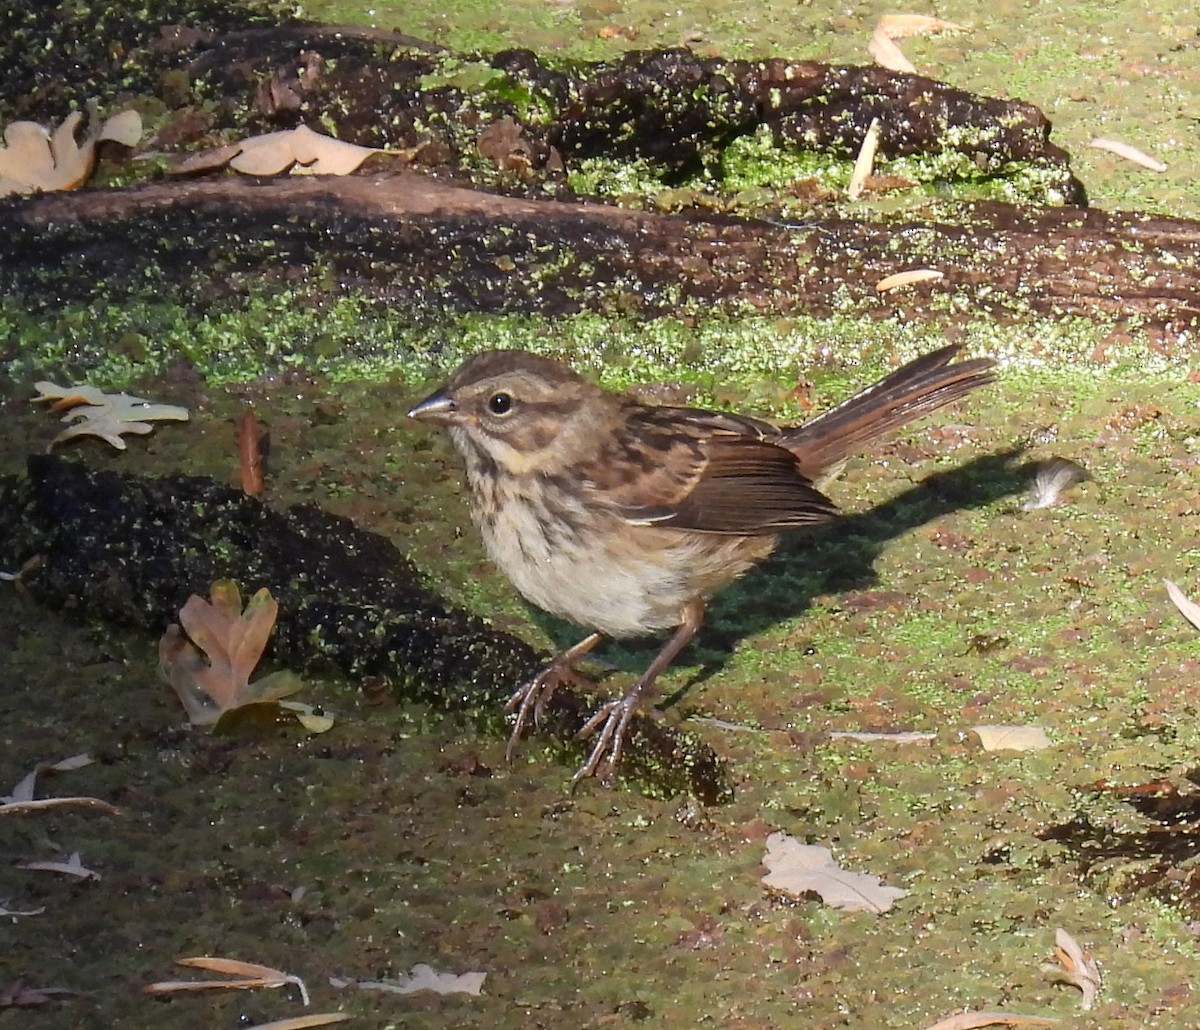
[571,694,639,786]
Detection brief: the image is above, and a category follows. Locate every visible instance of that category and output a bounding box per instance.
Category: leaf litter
[158,580,332,732]
[0,108,141,198]
[1042,928,1101,1010]
[1,754,121,816]
[171,124,391,177]
[144,956,311,1005]
[330,965,487,996]
[760,832,907,913]
[31,382,189,451]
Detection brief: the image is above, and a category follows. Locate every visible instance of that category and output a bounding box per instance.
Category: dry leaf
[331,965,487,996]
[760,832,906,913]
[828,730,936,744]
[173,124,386,178]
[145,956,310,1006]
[32,381,188,450]
[246,1017,350,1030]
[0,754,119,815]
[924,1012,1061,1030]
[868,14,966,74]
[158,580,306,726]
[847,117,881,200]
[1043,928,1101,1010]
[971,725,1053,752]
[876,269,944,292]
[0,109,142,198]
[868,25,917,73]
[877,13,968,38]
[1166,579,1200,633]
[0,905,45,918]
[1087,137,1167,172]
[4,753,94,802]
[20,851,100,880]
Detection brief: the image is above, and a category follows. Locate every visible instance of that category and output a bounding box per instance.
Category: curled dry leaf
[876,269,944,292]
[761,832,906,913]
[0,109,142,198]
[1165,579,1200,633]
[245,1016,350,1030]
[19,851,100,880]
[1043,927,1101,1010]
[868,14,967,75]
[877,14,968,38]
[173,124,387,177]
[1087,137,1167,172]
[868,24,917,74]
[145,956,310,1006]
[971,725,1053,752]
[32,382,188,451]
[847,117,881,200]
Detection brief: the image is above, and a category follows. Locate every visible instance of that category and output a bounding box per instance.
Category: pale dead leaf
[1087,137,1167,172]
[0,797,122,816]
[847,117,881,200]
[0,754,117,815]
[924,1012,1061,1029]
[20,851,100,880]
[876,269,944,292]
[0,905,45,918]
[32,382,188,451]
[877,13,968,38]
[868,25,917,73]
[1165,579,1200,633]
[0,109,142,198]
[760,832,906,913]
[971,725,1053,752]
[330,965,487,996]
[829,730,936,744]
[98,109,143,147]
[245,1016,350,1030]
[145,956,309,1006]
[175,125,387,178]
[868,14,967,74]
[1043,928,1101,1010]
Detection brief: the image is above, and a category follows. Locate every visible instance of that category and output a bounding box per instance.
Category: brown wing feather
[595,405,840,535]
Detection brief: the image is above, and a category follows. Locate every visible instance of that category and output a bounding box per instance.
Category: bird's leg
[505,631,605,762]
[573,597,705,785]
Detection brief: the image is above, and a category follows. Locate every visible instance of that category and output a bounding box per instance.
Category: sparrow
[409,345,994,783]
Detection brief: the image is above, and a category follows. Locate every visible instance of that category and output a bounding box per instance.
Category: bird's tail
[782,345,996,478]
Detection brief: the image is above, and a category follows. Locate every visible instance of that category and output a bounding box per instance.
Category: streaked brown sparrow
[409,345,994,784]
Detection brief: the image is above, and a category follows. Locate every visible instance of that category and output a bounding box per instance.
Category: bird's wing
[593,406,840,535]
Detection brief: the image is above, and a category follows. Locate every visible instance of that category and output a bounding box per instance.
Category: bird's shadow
[528,447,1031,703]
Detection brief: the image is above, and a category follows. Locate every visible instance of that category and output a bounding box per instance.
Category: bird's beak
[407,389,459,425]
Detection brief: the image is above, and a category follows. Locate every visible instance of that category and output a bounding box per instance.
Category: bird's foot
[504,658,591,762]
[571,692,640,786]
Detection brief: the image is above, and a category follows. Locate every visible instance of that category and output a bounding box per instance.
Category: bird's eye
[487,392,514,415]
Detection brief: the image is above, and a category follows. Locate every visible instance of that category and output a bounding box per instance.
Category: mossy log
[0,456,732,802]
[5,171,1200,341]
